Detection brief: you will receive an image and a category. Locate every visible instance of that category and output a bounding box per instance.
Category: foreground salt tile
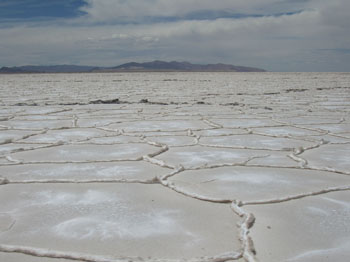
[108,120,212,132]
[0,130,40,142]
[200,135,315,151]
[301,144,350,172]
[158,145,300,168]
[85,135,143,144]
[0,161,169,181]
[246,151,300,167]
[0,119,73,130]
[8,143,158,162]
[244,191,350,262]
[0,184,240,259]
[302,123,350,134]
[212,118,280,128]
[252,126,322,137]
[168,167,350,202]
[76,118,124,128]
[145,136,196,147]
[17,128,111,143]
[141,131,188,137]
[0,253,78,262]
[307,134,350,144]
[278,116,343,125]
[156,146,285,168]
[0,143,54,156]
[197,128,248,136]
[9,107,69,116]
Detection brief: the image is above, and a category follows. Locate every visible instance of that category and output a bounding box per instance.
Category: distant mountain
[0,65,98,73]
[0,67,28,73]
[0,61,265,73]
[107,60,265,72]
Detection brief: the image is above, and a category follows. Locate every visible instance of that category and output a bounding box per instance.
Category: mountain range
[0,61,265,73]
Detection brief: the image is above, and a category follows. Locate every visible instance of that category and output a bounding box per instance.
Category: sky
[0,0,349,71]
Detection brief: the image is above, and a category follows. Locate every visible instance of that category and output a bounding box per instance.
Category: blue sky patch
[0,0,86,20]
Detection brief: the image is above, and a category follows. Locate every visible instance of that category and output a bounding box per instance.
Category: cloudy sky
[0,0,349,71]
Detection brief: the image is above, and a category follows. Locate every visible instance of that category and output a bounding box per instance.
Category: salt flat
[0,72,349,262]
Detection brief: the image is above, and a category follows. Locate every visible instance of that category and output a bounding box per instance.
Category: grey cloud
[80,0,310,22]
[0,0,349,71]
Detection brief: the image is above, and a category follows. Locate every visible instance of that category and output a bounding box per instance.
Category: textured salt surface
[0,184,239,259]
[0,72,349,262]
[245,191,350,262]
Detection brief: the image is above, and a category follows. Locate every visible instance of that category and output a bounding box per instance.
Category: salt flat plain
[0,72,349,262]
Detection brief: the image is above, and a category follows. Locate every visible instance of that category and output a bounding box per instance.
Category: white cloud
[0,0,349,71]
[79,0,306,22]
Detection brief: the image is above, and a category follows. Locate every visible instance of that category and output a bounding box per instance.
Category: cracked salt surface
[0,72,350,262]
[245,191,350,262]
[0,184,239,259]
[301,144,350,172]
[200,135,315,150]
[0,161,168,181]
[169,167,350,202]
[8,143,157,162]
